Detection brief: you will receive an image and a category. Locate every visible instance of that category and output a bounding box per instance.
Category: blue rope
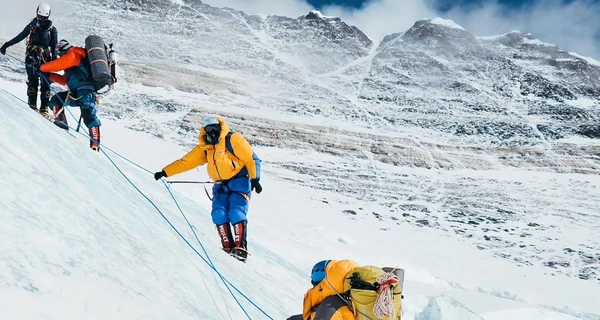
[5,53,153,175]
[3,53,273,319]
[100,148,255,319]
[163,181,217,267]
[162,181,249,315]
[162,183,274,319]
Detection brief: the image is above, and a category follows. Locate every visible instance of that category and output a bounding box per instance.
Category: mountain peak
[482,30,556,48]
[401,17,478,50]
[428,17,465,31]
[305,10,327,19]
[300,10,341,23]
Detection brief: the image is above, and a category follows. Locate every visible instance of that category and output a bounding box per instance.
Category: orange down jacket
[303,259,359,320]
[162,117,259,181]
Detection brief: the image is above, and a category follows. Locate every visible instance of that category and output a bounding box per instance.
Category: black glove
[251,179,262,194]
[154,170,167,181]
[0,43,7,55]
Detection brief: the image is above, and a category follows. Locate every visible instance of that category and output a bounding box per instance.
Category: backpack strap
[225,131,237,158]
[202,132,236,159]
[28,21,54,42]
[312,295,348,319]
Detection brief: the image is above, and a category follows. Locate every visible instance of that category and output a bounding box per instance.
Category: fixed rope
[162,180,246,316]
[5,53,152,174]
[100,148,254,319]
[2,53,274,319]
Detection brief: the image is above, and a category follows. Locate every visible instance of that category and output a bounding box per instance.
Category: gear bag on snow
[343,266,404,320]
[84,34,117,93]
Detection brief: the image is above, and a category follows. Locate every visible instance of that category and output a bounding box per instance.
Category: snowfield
[1,0,599,318]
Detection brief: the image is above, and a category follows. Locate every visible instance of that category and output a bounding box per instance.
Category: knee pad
[27,86,37,96]
[41,91,51,101]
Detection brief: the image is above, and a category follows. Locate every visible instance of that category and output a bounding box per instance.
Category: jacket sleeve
[302,292,311,320]
[39,49,80,73]
[162,145,207,177]
[4,25,30,47]
[230,133,260,180]
[302,287,318,320]
[48,72,66,86]
[50,26,57,59]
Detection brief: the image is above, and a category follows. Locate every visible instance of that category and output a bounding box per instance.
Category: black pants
[25,49,51,109]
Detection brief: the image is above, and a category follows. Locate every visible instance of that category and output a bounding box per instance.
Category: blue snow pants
[211,176,252,225]
[49,90,101,128]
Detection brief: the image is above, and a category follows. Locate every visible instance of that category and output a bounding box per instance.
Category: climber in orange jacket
[40,39,101,150]
[154,116,262,262]
[302,259,359,320]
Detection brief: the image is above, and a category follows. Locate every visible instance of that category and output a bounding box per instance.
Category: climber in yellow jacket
[302,259,359,320]
[154,116,262,262]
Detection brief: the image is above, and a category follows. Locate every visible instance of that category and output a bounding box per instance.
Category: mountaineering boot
[27,86,38,110]
[39,91,51,114]
[53,105,68,127]
[231,247,248,262]
[231,221,248,262]
[216,223,235,254]
[89,126,100,151]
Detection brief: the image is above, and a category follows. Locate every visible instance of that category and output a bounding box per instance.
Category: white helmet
[36,3,51,19]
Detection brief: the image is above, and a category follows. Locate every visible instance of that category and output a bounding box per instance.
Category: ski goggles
[204,124,220,134]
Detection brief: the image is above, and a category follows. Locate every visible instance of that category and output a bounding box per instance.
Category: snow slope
[0,83,326,319]
[1,80,599,319]
[3,2,598,282]
[0,86,303,319]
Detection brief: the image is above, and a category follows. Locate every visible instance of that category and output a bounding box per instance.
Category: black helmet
[56,40,73,56]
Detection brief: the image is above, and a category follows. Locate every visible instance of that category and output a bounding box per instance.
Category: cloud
[442,0,600,59]
[201,0,313,18]
[3,0,599,59]
[203,0,600,59]
[322,0,437,40]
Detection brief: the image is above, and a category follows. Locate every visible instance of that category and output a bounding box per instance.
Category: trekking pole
[75,114,83,132]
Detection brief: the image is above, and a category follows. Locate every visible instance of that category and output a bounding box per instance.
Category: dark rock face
[359,19,600,147]
[27,2,600,284]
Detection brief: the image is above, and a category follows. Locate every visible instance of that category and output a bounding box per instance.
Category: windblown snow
[429,17,465,30]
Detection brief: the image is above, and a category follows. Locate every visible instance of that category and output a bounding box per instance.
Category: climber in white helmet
[0,3,58,114]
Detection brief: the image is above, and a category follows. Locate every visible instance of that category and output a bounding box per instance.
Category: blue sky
[201,0,600,59]
[308,0,600,59]
[307,0,368,8]
[307,0,539,11]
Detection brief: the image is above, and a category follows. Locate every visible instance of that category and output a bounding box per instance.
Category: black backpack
[84,34,117,93]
